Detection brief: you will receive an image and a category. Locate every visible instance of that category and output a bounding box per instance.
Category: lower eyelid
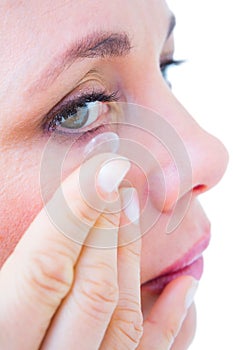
[78,124,112,143]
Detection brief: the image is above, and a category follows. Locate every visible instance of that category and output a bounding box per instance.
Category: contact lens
[84,132,119,158]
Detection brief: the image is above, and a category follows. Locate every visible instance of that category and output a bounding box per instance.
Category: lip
[141,231,211,294]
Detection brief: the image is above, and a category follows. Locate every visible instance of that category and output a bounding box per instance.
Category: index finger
[0,153,130,350]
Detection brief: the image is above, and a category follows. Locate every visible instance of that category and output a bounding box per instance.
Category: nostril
[193,184,207,195]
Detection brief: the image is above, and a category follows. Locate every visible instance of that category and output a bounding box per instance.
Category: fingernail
[185,279,199,309]
[121,188,140,224]
[97,158,131,193]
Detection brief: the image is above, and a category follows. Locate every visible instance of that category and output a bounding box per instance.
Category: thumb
[138,276,198,349]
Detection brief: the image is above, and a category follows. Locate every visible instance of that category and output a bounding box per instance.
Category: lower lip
[141,256,204,294]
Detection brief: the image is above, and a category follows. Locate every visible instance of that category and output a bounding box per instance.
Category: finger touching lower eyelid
[60,153,131,229]
[0,152,131,349]
[97,158,131,194]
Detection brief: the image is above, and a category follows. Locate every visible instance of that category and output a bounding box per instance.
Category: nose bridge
[129,80,229,211]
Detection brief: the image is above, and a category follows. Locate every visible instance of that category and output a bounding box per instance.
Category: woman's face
[0,0,228,346]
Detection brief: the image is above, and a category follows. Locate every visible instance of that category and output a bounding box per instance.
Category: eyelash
[160,59,184,82]
[45,59,184,138]
[47,90,119,132]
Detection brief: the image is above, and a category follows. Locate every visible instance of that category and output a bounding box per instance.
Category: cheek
[0,138,87,267]
[0,147,43,266]
[0,141,47,266]
[0,187,41,267]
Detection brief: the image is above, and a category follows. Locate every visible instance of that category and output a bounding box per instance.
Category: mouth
[141,232,211,294]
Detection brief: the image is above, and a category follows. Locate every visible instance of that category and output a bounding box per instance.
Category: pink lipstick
[141,256,203,294]
[141,233,210,294]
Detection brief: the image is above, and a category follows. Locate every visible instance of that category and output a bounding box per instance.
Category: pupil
[61,106,89,129]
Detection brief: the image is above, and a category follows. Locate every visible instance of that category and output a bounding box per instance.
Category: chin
[141,292,197,349]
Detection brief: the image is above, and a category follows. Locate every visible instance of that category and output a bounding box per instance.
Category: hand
[0,153,198,349]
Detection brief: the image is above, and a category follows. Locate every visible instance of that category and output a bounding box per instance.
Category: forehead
[0,0,172,137]
[0,0,170,53]
[0,0,171,103]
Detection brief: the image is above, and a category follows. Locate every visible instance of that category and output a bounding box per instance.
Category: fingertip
[159,276,199,313]
[97,157,131,194]
[120,187,140,225]
[184,277,199,309]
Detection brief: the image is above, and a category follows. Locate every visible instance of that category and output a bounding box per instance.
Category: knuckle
[76,201,98,225]
[61,178,97,226]
[74,269,119,320]
[162,319,180,345]
[118,290,141,311]
[115,301,143,347]
[97,212,120,229]
[126,245,141,262]
[23,250,73,307]
[117,310,143,347]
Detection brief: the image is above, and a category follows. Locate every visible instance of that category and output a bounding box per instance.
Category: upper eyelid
[53,89,119,114]
[43,86,108,120]
[159,49,175,62]
[45,60,174,120]
[160,58,184,66]
[42,71,111,114]
[45,90,120,132]
[43,52,180,131]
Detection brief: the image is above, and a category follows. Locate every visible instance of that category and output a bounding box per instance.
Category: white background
[167,0,233,348]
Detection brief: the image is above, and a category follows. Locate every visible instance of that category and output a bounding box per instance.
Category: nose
[129,82,229,213]
[149,126,229,214]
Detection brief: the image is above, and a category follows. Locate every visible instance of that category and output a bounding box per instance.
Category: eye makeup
[43,58,184,141]
[43,88,120,143]
[160,58,185,84]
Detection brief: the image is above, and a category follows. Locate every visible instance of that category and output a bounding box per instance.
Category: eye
[46,90,119,135]
[56,101,107,131]
[160,59,184,87]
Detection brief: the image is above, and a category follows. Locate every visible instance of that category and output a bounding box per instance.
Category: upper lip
[142,227,211,285]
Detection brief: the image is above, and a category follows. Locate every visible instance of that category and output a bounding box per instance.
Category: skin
[0,0,229,349]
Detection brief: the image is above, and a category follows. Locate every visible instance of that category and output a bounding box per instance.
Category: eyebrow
[27,32,132,95]
[28,15,176,96]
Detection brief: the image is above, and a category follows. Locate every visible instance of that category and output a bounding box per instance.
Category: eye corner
[159,56,186,87]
